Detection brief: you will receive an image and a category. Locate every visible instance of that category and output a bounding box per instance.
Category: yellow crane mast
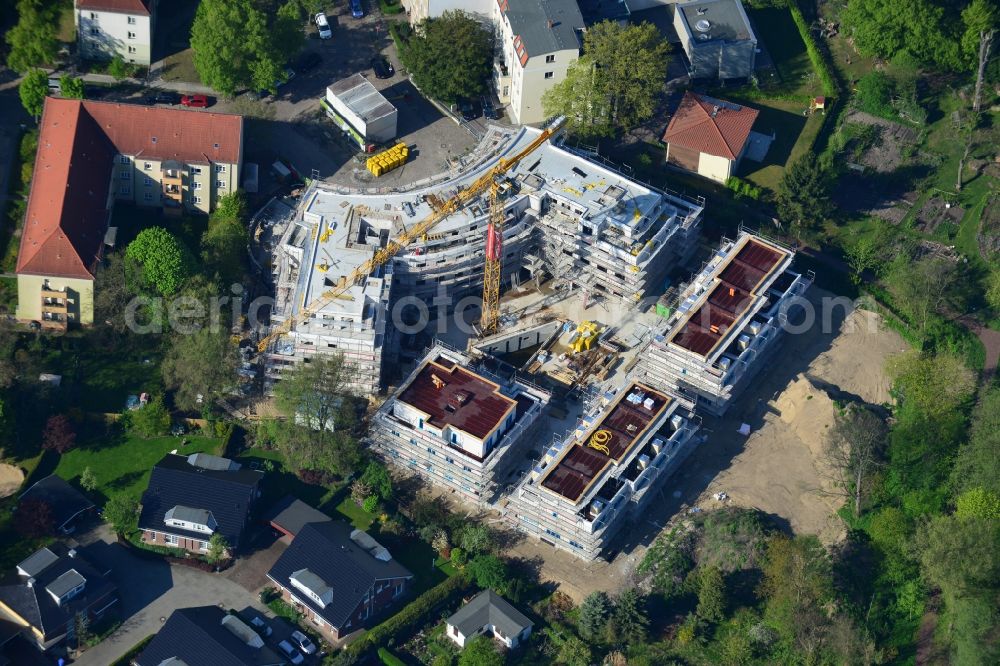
[480,181,505,334]
[256,116,566,354]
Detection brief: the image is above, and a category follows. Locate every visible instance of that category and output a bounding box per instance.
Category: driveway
[72,527,270,666]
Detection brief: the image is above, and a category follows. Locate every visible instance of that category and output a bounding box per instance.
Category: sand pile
[0,464,24,499]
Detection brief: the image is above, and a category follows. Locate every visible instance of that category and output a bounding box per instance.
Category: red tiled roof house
[662,91,759,184]
[15,98,242,328]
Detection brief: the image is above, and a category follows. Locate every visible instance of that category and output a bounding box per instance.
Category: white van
[315,12,332,40]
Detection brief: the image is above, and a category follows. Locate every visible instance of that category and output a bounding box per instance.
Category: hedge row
[786,0,838,97]
[378,647,407,666]
[346,574,469,658]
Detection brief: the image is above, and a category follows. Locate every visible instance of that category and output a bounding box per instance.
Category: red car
[181,94,209,108]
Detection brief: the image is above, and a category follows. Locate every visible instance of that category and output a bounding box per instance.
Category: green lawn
[160,48,201,84]
[237,447,342,509]
[54,433,223,502]
[56,3,75,46]
[734,98,823,190]
[749,6,824,98]
[334,496,376,531]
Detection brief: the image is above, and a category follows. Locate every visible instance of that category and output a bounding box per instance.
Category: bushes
[346,574,469,658]
[378,647,407,666]
[725,176,764,201]
[379,0,404,14]
[855,71,896,119]
[110,635,154,666]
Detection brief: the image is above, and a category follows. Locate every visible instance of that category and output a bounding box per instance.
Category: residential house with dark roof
[370,344,549,505]
[0,543,118,650]
[19,474,95,534]
[662,91,760,184]
[133,606,284,666]
[492,0,586,124]
[266,496,331,539]
[75,0,158,66]
[445,590,533,648]
[15,97,242,328]
[138,453,263,557]
[267,521,413,641]
[673,0,757,81]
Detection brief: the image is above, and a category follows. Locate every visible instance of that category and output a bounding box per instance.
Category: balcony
[493,60,511,103]
[40,311,68,331]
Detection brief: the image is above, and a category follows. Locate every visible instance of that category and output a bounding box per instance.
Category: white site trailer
[323,73,398,148]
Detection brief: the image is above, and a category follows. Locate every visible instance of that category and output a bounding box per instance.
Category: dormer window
[290,569,333,608]
[45,569,86,606]
[164,506,217,533]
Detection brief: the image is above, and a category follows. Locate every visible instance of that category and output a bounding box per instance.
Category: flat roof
[668,235,789,358]
[326,74,396,124]
[540,383,670,502]
[397,356,518,441]
[679,0,755,42]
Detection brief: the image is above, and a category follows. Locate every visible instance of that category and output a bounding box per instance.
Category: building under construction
[634,231,813,415]
[266,125,705,388]
[505,381,699,561]
[369,344,550,504]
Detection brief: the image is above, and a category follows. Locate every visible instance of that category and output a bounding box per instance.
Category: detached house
[0,544,118,650]
[662,91,759,184]
[75,0,157,67]
[138,453,263,556]
[267,521,413,641]
[134,606,285,666]
[15,98,243,329]
[445,590,533,649]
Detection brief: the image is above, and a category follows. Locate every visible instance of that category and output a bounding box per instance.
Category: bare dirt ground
[0,463,24,498]
[689,303,907,544]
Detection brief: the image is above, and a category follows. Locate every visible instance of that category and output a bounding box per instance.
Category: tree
[987,269,1000,314]
[578,591,612,641]
[4,0,59,74]
[79,467,98,493]
[776,156,832,241]
[104,494,139,535]
[190,0,293,95]
[93,253,132,333]
[824,404,887,517]
[696,566,726,624]
[543,627,592,666]
[14,497,54,537]
[351,479,373,505]
[458,524,495,555]
[842,0,961,71]
[202,213,247,284]
[212,191,248,223]
[955,488,1000,519]
[885,350,976,420]
[962,0,999,65]
[359,461,392,502]
[543,21,668,137]
[162,328,239,412]
[206,533,229,563]
[126,227,193,296]
[18,68,49,120]
[128,395,171,438]
[609,588,648,644]
[107,54,137,81]
[467,554,508,593]
[950,386,1000,495]
[458,635,504,666]
[396,10,491,102]
[759,536,833,646]
[844,225,891,284]
[271,354,364,477]
[59,75,85,100]
[42,414,76,453]
[884,256,966,333]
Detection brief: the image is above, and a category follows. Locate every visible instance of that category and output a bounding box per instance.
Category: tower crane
[256,116,566,355]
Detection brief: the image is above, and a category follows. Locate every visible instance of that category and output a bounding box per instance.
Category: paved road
[73,527,268,666]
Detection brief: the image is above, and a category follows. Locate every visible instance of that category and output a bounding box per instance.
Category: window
[143,193,153,201]
[193,195,202,204]
[90,27,99,35]
[127,31,136,39]
[545,54,555,63]
[215,164,226,173]
[164,533,178,545]
[544,71,554,79]
[143,162,151,170]
[191,166,202,175]
[127,16,136,24]
[90,12,98,19]
[120,171,129,180]
[198,540,208,552]
[119,155,129,165]
[216,180,226,188]
[120,184,130,194]
[144,176,153,186]
[193,181,202,190]
[128,46,136,54]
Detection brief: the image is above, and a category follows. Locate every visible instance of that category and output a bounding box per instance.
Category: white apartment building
[370,344,550,504]
[75,0,157,66]
[492,0,585,125]
[507,381,699,560]
[635,231,813,415]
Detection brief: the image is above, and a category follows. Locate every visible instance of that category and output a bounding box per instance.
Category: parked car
[315,12,332,39]
[371,55,394,79]
[296,51,322,72]
[278,640,304,664]
[481,95,499,120]
[290,630,317,655]
[350,0,364,18]
[457,97,481,121]
[180,94,209,108]
[148,91,180,105]
[249,615,272,636]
